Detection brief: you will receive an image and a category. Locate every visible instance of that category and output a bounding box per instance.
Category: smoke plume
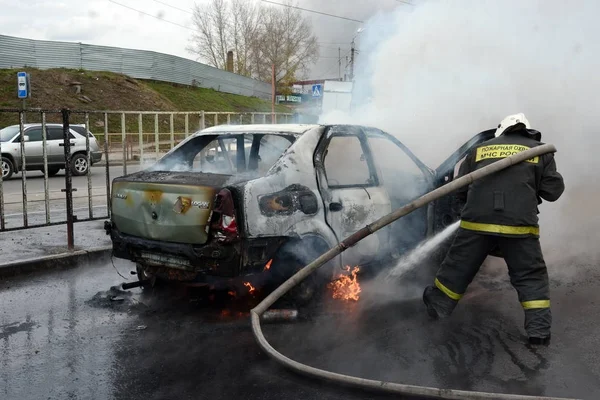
[320,0,600,269]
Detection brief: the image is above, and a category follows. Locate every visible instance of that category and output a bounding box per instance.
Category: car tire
[271,240,330,308]
[70,153,89,176]
[1,157,14,180]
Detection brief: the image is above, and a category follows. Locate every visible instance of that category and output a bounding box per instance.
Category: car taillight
[212,188,239,239]
[222,215,237,234]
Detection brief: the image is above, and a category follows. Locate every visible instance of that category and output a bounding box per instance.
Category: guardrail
[0,108,295,249]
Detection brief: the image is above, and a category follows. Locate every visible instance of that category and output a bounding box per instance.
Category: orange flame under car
[264,259,273,271]
[328,266,361,301]
[244,282,256,295]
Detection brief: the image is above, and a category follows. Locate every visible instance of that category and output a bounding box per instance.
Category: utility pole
[349,39,355,81]
[338,47,341,80]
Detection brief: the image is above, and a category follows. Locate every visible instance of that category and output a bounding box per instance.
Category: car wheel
[1,157,14,180]
[71,154,89,176]
[271,240,329,308]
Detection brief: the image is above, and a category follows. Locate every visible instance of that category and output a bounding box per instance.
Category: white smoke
[320,0,600,267]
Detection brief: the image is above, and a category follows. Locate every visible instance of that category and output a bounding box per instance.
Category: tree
[188,0,319,87]
[231,0,260,77]
[254,3,319,88]
[188,0,230,70]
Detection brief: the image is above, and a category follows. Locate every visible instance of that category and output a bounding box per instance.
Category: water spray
[250,144,579,400]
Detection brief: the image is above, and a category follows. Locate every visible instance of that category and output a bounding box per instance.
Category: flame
[328,266,361,301]
[228,290,237,297]
[264,259,273,271]
[244,282,256,294]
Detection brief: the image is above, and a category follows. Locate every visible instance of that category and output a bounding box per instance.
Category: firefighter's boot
[423,286,457,319]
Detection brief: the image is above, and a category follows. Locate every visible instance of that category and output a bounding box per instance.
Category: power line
[152,0,194,15]
[260,0,364,23]
[394,0,414,4]
[108,0,196,31]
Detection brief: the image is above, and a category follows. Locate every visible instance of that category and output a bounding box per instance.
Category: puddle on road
[86,284,147,311]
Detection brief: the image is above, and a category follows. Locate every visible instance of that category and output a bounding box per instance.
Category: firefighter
[423,113,565,346]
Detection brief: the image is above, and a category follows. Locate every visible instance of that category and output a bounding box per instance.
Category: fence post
[121,112,127,176]
[41,112,50,224]
[214,113,218,126]
[154,113,159,159]
[19,111,28,228]
[200,111,205,130]
[138,113,144,167]
[85,112,93,219]
[251,113,255,124]
[104,113,111,218]
[185,113,189,137]
[62,108,75,251]
[170,113,175,150]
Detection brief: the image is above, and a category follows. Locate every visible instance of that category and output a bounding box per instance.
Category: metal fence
[0,34,272,99]
[0,108,294,249]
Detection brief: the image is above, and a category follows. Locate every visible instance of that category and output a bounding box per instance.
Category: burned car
[105,124,494,302]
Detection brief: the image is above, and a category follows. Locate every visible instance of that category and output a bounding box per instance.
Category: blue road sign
[312,84,322,97]
[17,71,29,99]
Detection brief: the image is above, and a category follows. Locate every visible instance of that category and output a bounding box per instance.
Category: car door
[315,125,392,267]
[362,127,436,256]
[22,127,44,167]
[47,126,74,165]
[431,129,496,233]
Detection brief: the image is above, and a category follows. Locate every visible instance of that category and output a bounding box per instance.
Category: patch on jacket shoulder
[475,144,539,163]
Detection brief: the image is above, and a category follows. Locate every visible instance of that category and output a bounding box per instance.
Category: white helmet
[495,113,531,137]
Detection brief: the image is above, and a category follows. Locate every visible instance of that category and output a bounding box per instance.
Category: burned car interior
[152,133,296,180]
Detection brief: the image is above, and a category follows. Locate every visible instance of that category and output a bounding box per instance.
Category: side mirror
[23,135,30,142]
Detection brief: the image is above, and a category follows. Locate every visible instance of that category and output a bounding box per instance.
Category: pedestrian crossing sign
[312,84,322,97]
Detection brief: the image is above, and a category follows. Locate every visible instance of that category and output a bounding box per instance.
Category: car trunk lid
[111,171,233,245]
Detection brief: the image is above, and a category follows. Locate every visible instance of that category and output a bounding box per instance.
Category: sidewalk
[0,220,111,272]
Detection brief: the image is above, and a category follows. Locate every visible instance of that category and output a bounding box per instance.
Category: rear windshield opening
[151,133,296,180]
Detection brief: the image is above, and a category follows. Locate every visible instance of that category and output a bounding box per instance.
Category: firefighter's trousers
[429,228,551,338]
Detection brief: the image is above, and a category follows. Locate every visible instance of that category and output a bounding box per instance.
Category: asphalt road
[1,256,598,400]
[1,166,140,229]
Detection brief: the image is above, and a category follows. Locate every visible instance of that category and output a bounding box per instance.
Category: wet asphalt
[1,256,599,400]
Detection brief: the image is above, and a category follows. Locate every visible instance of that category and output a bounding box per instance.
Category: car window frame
[319,126,380,189]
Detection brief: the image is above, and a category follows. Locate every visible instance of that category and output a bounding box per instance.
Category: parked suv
[0,123,102,179]
[105,124,494,302]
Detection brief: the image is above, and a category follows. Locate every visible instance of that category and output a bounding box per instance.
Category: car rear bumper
[105,222,286,285]
[107,223,242,278]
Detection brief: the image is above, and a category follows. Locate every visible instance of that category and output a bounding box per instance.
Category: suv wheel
[71,154,89,176]
[1,157,14,180]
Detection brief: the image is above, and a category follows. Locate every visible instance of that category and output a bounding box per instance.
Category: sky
[0,0,408,79]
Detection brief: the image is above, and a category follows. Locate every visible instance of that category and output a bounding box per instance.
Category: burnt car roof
[197,124,321,136]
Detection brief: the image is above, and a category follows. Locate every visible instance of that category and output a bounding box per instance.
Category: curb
[0,246,113,278]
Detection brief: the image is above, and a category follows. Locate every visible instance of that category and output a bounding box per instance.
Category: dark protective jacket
[456,128,565,237]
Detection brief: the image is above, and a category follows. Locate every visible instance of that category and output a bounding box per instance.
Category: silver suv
[0,124,102,179]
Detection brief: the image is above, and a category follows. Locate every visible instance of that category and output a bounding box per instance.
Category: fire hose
[251,143,580,400]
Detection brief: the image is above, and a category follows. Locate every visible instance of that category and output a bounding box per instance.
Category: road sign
[312,84,322,97]
[17,72,29,99]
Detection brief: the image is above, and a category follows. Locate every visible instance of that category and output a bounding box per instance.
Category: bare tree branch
[188,0,319,88]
